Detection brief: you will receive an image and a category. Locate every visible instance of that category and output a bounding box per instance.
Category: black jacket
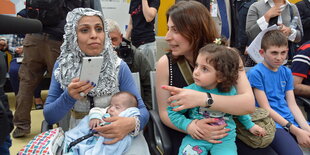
[296,0,310,45]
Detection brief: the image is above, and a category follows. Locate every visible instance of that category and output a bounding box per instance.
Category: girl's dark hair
[166,0,219,64]
[198,43,242,92]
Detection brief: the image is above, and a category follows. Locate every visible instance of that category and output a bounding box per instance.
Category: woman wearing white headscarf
[43,8,150,154]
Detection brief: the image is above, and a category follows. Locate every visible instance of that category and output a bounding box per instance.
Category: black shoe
[35,104,44,110]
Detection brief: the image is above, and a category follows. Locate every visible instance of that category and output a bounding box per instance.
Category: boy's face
[260,45,288,71]
[107,96,128,117]
[193,53,219,90]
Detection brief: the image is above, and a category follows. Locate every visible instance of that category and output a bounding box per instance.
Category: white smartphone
[79,56,103,87]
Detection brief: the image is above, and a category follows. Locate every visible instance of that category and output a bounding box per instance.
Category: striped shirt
[291,41,310,85]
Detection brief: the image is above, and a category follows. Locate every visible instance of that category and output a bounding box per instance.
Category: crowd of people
[0,0,310,155]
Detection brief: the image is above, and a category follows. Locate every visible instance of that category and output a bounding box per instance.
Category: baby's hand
[187,119,204,140]
[249,124,267,136]
[89,119,103,129]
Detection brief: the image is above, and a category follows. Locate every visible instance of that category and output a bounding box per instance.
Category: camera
[115,38,134,67]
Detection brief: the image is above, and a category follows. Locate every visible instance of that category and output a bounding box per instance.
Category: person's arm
[156,56,179,131]
[44,62,94,124]
[166,58,255,115]
[253,88,289,127]
[237,114,255,130]
[286,90,310,131]
[156,55,229,143]
[89,107,107,120]
[286,90,310,147]
[141,0,158,22]
[254,87,310,146]
[125,16,132,40]
[118,61,149,128]
[293,75,310,97]
[246,3,265,41]
[43,63,77,125]
[167,106,191,132]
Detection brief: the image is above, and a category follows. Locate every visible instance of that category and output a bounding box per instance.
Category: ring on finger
[79,92,86,97]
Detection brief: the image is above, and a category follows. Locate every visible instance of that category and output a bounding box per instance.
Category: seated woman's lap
[69,117,150,155]
[167,128,278,155]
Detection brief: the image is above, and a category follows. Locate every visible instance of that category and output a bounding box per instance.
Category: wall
[157,0,175,36]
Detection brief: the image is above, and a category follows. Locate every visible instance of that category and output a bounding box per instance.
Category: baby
[64,92,140,155]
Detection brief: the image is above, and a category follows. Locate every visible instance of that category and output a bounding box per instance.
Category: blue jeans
[270,128,303,155]
[0,135,11,155]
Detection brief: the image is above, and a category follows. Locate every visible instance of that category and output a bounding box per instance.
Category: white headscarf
[54,8,120,97]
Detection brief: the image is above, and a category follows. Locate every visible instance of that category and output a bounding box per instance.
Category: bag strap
[177,57,194,85]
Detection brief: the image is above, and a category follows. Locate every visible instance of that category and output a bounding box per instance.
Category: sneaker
[12,128,30,138]
[34,98,44,110]
[35,104,44,110]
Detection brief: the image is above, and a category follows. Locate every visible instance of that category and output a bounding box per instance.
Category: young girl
[167,42,266,155]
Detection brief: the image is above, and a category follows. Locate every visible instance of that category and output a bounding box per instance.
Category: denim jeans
[0,135,11,155]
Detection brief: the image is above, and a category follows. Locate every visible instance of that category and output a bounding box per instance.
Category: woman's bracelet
[130,116,140,137]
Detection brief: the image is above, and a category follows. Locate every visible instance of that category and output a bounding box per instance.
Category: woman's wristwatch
[205,92,214,108]
[283,121,292,132]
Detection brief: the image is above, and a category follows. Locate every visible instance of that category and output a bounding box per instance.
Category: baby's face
[107,97,128,117]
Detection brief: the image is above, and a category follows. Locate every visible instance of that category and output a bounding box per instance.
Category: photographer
[107,19,152,109]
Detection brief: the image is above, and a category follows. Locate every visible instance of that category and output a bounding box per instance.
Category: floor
[7,91,48,155]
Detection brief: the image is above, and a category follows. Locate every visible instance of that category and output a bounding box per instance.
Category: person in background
[0,37,8,52]
[247,30,310,155]
[195,0,238,47]
[13,1,93,138]
[125,0,160,70]
[291,40,310,120]
[106,18,152,109]
[0,37,12,70]
[245,0,303,65]
[43,8,150,154]
[8,9,44,110]
[296,0,310,45]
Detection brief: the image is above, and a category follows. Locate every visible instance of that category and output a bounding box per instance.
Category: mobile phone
[79,56,103,87]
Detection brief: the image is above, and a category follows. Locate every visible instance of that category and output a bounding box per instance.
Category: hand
[187,119,204,139]
[195,118,229,143]
[161,85,206,111]
[264,5,281,22]
[67,78,94,100]
[294,128,310,148]
[278,24,292,36]
[94,116,135,144]
[89,118,103,129]
[249,124,267,136]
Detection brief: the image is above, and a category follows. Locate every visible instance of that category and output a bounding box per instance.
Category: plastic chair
[296,96,310,120]
[145,71,172,155]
